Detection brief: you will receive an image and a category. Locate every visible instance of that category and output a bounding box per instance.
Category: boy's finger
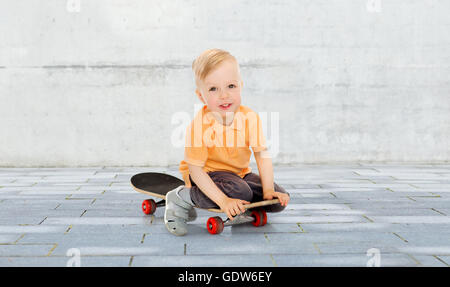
[238,203,246,214]
[230,205,237,217]
[226,208,234,220]
[231,207,237,217]
[236,203,242,215]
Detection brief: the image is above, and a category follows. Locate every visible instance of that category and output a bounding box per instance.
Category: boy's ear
[195,89,206,104]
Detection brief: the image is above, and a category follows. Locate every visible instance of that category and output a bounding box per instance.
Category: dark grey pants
[189,171,289,212]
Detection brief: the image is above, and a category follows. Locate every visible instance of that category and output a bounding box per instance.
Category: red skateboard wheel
[142,199,156,215]
[206,216,224,235]
[261,209,267,226]
[251,210,262,226]
[251,209,267,227]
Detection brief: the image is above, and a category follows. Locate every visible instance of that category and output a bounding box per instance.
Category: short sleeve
[246,110,267,153]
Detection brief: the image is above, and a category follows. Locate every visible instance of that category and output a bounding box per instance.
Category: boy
[165,49,290,236]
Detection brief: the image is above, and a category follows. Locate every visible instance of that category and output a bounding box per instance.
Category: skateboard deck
[131,172,280,234]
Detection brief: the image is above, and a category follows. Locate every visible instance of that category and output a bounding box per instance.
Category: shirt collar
[203,105,243,132]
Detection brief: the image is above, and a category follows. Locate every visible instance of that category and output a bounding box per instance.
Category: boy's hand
[219,197,250,221]
[263,190,290,207]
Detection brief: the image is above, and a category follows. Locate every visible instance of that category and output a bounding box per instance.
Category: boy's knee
[222,179,253,202]
[209,171,253,202]
[274,182,289,195]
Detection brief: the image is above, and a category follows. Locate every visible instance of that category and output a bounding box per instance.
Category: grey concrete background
[1,0,449,167]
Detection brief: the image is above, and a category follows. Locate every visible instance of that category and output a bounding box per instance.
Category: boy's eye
[228,84,236,88]
[209,87,216,91]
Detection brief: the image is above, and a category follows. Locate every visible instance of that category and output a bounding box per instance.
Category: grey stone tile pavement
[0,163,449,267]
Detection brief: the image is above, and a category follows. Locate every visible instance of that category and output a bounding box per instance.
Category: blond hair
[192,48,239,87]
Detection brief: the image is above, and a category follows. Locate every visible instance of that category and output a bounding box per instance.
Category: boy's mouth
[219,103,232,110]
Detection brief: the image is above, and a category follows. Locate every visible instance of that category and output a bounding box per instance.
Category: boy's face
[196,59,243,124]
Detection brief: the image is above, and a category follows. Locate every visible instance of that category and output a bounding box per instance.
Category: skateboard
[130,172,280,234]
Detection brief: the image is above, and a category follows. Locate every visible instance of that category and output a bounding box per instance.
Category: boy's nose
[219,90,229,99]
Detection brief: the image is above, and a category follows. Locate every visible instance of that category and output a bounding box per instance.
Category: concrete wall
[1,0,449,167]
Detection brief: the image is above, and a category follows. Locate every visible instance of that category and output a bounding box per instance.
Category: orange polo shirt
[179,105,267,187]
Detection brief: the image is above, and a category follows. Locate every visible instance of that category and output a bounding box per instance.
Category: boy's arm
[188,164,249,220]
[254,150,289,206]
[254,150,275,194]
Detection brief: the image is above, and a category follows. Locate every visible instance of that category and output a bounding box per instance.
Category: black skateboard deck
[131,172,184,199]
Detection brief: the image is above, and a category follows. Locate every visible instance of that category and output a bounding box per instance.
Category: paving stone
[43,216,151,225]
[364,208,440,216]
[8,185,79,191]
[324,191,400,199]
[406,196,450,204]
[20,189,104,195]
[319,183,416,189]
[369,216,450,224]
[403,184,450,191]
[0,256,70,267]
[294,193,337,199]
[67,256,131,267]
[431,208,449,215]
[82,209,142,217]
[16,233,69,245]
[390,231,450,246]
[309,210,368,216]
[0,255,132,267]
[346,201,435,210]
[284,203,351,210]
[0,225,66,234]
[272,253,418,267]
[0,234,22,244]
[397,246,450,256]
[48,233,146,256]
[53,199,94,210]
[268,215,368,224]
[410,255,449,267]
[67,224,157,235]
[228,223,302,234]
[291,197,351,204]
[0,216,48,225]
[0,209,86,219]
[0,244,56,257]
[0,198,61,209]
[0,195,68,201]
[185,236,317,255]
[131,255,275,267]
[266,232,398,245]
[53,246,183,257]
[376,190,443,197]
[314,241,407,255]
[298,223,450,234]
[0,182,35,187]
[435,256,450,266]
[88,199,142,210]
